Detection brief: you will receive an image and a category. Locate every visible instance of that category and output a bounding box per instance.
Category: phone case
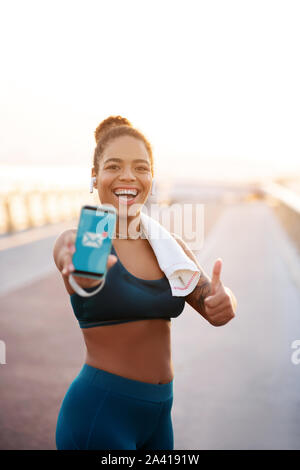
[72,204,117,280]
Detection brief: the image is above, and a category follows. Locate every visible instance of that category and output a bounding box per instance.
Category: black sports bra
[70,244,186,328]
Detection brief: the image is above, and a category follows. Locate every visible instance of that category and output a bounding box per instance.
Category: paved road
[172,201,300,449]
[0,200,300,449]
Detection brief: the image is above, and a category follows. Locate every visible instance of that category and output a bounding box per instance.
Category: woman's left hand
[204,258,236,326]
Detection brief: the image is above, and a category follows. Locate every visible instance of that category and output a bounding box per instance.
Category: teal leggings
[56,364,174,450]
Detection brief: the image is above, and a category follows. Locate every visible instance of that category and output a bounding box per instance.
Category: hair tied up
[94,115,132,144]
[93,115,154,177]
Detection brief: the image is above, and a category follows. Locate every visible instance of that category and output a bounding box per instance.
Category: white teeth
[114,189,138,196]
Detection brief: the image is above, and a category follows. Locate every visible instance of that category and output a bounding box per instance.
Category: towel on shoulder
[140,212,201,297]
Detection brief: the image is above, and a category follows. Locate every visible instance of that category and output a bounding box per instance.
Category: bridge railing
[0,182,167,235]
[261,181,300,254]
[0,188,88,235]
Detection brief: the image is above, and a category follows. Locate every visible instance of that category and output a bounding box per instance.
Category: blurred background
[0,0,300,450]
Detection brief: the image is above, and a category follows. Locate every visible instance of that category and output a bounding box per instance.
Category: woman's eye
[107,165,119,170]
[106,165,148,171]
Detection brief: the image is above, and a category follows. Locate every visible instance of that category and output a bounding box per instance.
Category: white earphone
[150,178,156,196]
[90,176,97,193]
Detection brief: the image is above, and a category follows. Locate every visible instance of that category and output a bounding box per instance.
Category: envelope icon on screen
[82,231,103,248]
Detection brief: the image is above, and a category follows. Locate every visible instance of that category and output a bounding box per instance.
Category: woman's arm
[53,229,82,294]
[171,233,236,326]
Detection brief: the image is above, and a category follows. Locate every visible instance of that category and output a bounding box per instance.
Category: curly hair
[93,115,154,177]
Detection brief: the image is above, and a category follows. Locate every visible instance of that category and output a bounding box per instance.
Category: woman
[53,115,237,450]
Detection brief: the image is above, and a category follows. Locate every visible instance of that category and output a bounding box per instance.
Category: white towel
[140,212,201,297]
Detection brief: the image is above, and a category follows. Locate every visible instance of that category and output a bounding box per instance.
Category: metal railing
[261,181,300,253]
[0,182,167,235]
[0,189,88,235]
[262,182,300,214]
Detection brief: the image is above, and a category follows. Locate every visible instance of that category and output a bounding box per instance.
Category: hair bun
[94,115,132,143]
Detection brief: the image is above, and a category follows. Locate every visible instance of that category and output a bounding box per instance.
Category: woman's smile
[112,186,141,206]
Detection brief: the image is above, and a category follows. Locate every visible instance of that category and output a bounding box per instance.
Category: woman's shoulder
[170,232,202,271]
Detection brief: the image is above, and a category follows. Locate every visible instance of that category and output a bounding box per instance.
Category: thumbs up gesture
[204,258,236,326]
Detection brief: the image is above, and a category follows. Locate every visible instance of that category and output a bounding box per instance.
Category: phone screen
[72,205,116,279]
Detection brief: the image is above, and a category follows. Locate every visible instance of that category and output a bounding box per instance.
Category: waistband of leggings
[77,363,173,402]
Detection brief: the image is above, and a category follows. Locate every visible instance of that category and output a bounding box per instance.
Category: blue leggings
[56,363,174,450]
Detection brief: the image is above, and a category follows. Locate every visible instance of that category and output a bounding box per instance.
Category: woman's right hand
[56,230,118,289]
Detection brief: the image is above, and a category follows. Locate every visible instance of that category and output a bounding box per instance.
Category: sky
[0,0,300,184]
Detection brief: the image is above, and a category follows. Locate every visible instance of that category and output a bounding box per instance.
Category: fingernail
[68,263,74,271]
[62,268,67,275]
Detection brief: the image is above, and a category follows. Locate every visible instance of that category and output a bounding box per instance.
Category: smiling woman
[91,116,154,232]
[55,115,182,450]
[54,114,236,450]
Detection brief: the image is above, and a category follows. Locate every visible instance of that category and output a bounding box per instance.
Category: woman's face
[93,135,152,217]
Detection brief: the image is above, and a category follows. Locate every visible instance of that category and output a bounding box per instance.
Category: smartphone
[72,204,117,280]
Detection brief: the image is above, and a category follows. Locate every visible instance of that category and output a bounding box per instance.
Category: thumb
[210,258,222,295]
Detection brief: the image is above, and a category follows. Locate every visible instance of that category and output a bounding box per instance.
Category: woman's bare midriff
[82,318,174,385]
[63,236,175,385]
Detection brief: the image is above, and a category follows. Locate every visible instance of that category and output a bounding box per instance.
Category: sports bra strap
[68,273,106,297]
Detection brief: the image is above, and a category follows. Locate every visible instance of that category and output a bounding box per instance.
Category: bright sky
[0,0,300,183]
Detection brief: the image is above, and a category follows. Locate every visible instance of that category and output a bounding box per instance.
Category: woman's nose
[119,168,136,180]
